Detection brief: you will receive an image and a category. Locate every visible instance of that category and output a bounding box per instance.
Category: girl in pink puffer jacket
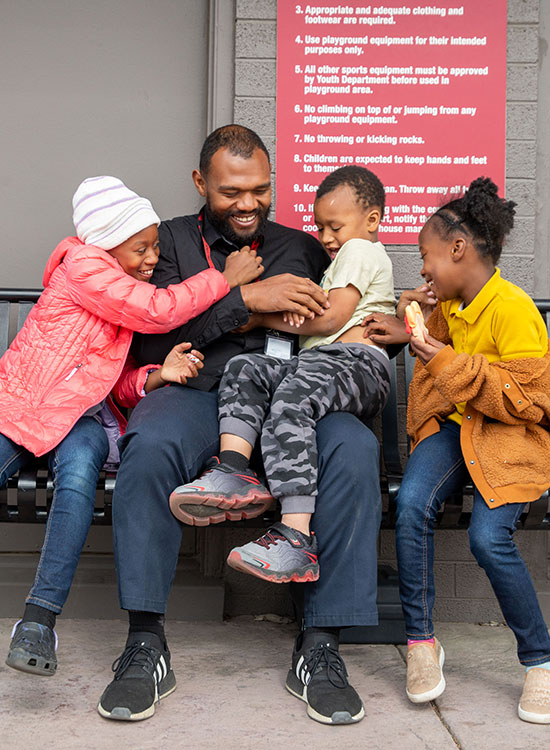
[3,176,262,677]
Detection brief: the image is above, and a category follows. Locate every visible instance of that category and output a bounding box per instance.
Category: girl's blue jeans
[0,417,108,614]
[396,420,550,666]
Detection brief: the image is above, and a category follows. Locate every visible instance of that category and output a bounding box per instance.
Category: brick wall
[230,0,550,623]
[235,0,540,292]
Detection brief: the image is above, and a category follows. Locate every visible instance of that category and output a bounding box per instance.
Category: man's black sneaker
[6,620,58,676]
[285,630,365,724]
[98,632,176,721]
[169,457,274,526]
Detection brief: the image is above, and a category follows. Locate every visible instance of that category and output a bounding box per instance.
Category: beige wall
[1,0,210,288]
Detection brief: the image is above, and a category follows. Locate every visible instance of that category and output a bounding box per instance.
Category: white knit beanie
[72,176,160,250]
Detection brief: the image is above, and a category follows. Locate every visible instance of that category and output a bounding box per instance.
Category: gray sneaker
[6,620,58,676]
[226,521,319,583]
[169,458,274,526]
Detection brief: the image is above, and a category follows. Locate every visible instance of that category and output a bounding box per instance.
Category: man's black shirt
[131,210,329,390]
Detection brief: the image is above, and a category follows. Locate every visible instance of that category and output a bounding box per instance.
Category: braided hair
[429,177,516,264]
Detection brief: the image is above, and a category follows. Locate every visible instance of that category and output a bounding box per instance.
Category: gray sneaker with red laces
[227,521,319,583]
[169,458,274,526]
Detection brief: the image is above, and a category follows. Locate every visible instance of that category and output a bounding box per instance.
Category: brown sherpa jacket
[407,304,550,507]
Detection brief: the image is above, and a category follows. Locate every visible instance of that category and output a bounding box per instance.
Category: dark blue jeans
[0,418,108,613]
[396,420,550,666]
[112,384,381,627]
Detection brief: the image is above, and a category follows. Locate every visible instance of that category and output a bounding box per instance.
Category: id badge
[264,333,294,360]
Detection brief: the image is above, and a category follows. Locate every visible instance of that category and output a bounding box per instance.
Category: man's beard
[204,201,270,246]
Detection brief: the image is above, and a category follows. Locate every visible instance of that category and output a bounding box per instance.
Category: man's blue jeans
[0,418,108,613]
[396,420,550,666]
[112,384,382,628]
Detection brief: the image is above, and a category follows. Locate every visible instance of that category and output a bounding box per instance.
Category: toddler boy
[170,165,395,582]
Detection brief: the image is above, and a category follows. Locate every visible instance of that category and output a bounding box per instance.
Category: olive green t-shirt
[301,238,395,350]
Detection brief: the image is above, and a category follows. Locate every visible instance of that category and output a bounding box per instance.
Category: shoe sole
[97,671,177,722]
[6,649,57,677]
[285,670,365,724]
[518,706,550,724]
[227,550,319,583]
[406,645,446,704]
[169,490,274,526]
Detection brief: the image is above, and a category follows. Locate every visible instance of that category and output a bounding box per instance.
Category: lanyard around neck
[198,210,260,270]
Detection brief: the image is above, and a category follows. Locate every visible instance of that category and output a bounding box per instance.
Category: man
[98,125,382,725]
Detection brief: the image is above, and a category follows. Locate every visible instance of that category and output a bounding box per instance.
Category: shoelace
[201,462,228,478]
[111,643,158,680]
[305,643,350,689]
[19,632,43,647]
[14,624,50,646]
[254,530,286,549]
[11,621,58,652]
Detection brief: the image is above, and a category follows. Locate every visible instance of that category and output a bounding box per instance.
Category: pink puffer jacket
[0,236,230,456]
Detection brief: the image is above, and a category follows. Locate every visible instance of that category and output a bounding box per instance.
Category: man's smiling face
[193,147,272,245]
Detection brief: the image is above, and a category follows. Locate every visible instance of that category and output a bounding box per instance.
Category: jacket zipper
[65,363,83,381]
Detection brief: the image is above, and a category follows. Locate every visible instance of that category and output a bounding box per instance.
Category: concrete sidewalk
[0,618,547,749]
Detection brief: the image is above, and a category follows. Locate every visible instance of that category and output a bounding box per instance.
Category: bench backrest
[0,289,40,358]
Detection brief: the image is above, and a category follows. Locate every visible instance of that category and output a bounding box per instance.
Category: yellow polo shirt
[441,268,548,424]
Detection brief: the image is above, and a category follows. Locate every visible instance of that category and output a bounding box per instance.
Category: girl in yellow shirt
[367,177,550,724]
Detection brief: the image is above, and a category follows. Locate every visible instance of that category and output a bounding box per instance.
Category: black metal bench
[1,289,549,530]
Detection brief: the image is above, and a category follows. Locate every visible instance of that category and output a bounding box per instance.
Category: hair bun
[467,177,499,198]
[431,175,516,265]
[463,178,499,224]
[463,176,516,248]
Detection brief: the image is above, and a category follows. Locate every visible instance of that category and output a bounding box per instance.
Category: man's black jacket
[131,211,329,391]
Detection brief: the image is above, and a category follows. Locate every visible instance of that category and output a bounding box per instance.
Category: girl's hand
[362,313,409,345]
[223,247,264,288]
[396,284,437,322]
[160,342,204,385]
[409,333,446,364]
[283,311,306,328]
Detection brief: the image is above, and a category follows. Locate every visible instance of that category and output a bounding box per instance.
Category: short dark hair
[316,165,386,215]
[199,124,270,175]
[430,177,516,264]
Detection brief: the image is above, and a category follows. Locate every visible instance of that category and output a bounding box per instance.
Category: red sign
[275,1,507,243]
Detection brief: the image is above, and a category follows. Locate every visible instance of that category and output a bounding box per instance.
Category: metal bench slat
[0,301,9,358]
[17,301,35,331]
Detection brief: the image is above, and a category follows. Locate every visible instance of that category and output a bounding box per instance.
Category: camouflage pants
[218,342,391,515]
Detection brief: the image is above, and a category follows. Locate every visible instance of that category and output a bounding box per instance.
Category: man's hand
[396,284,437,322]
[240,274,329,318]
[409,333,446,364]
[362,313,409,345]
